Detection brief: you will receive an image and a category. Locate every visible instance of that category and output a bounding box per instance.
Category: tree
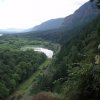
[0,82,9,100]
[90,0,100,8]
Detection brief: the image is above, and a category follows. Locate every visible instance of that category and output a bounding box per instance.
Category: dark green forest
[30,16,100,100]
[0,1,100,100]
[0,49,46,100]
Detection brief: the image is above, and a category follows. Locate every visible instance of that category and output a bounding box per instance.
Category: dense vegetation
[0,49,46,100]
[30,16,100,100]
[0,1,100,100]
[0,36,46,100]
[90,0,100,8]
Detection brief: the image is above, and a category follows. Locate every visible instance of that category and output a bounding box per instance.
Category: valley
[0,0,100,100]
[0,34,60,100]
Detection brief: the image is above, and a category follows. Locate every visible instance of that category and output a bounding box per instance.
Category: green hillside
[29,16,100,100]
[0,1,100,100]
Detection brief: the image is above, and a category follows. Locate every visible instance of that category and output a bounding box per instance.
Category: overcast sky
[0,0,89,29]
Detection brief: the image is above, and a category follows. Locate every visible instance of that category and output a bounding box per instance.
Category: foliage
[52,16,100,100]
[63,64,100,100]
[0,49,46,100]
[31,74,53,94]
[30,16,100,100]
[0,3,100,100]
[90,0,100,8]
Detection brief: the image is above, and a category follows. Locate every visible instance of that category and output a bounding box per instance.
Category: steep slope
[52,16,100,100]
[22,1,100,43]
[62,1,100,29]
[30,15,100,100]
[28,1,100,100]
[5,1,100,100]
[31,18,64,31]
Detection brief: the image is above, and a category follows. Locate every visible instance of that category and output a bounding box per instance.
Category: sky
[0,0,89,29]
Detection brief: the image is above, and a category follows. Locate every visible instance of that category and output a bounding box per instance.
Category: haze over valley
[0,0,100,100]
[0,0,88,32]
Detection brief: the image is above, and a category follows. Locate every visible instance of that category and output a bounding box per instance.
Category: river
[21,46,53,58]
[34,47,53,58]
[0,34,3,36]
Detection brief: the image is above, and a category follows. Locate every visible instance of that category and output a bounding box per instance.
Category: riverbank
[0,36,60,100]
[21,46,54,58]
[0,34,3,36]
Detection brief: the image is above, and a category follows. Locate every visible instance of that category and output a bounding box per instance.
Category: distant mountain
[0,28,30,34]
[62,1,100,29]
[31,18,64,31]
[30,1,100,32]
[23,1,100,43]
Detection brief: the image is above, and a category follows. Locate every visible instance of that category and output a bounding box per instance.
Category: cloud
[74,0,88,6]
[0,0,89,29]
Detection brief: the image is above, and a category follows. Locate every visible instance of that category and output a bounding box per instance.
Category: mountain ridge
[30,1,100,32]
[22,1,100,43]
[31,18,64,31]
[62,1,100,29]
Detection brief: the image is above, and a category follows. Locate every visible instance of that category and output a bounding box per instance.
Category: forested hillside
[9,1,100,100]
[31,18,64,31]
[0,1,100,100]
[30,16,100,100]
[20,0,100,43]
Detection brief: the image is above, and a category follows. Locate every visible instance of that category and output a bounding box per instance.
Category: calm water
[0,34,3,36]
[34,47,53,58]
[21,46,53,58]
